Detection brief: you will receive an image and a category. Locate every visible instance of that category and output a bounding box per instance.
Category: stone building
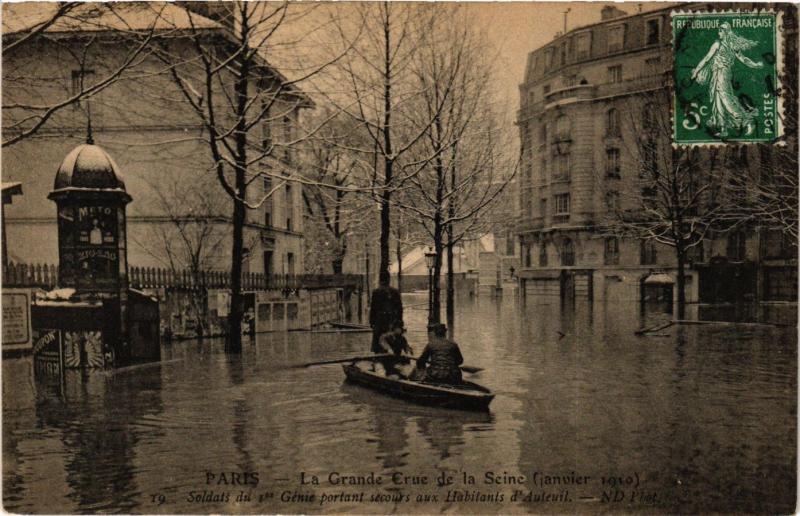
[2,2,308,277]
[515,4,797,306]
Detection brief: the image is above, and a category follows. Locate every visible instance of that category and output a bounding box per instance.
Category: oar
[293,354,483,373]
[293,354,394,368]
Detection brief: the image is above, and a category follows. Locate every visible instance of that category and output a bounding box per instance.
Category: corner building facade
[515,4,798,307]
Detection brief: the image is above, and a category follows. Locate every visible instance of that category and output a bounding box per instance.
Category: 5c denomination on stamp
[673,10,782,145]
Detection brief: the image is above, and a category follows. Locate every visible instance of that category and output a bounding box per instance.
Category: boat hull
[342,360,494,411]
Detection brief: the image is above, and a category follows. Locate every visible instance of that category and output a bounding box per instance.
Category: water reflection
[2,295,796,514]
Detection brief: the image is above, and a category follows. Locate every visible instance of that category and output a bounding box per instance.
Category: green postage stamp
[672,11,782,145]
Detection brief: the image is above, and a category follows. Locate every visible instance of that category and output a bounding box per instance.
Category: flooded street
[3,295,796,514]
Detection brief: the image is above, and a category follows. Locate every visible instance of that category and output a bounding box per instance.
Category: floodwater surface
[3,296,796,514]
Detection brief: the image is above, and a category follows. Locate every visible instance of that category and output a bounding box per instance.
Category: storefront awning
[643,273,674,285]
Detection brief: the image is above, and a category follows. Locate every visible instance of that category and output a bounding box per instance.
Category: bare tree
[153,2,351,352]
[131,172,227,336]
[301,111,375,274]
[319,2,455,285]
[720,29,798,241]
[2,2,161,146]
[396,6,515,327]
[602,89,729,318]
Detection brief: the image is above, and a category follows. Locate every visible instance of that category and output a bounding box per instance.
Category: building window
[71,69,96,110]
[560,41,567,65]
[540,122,548,144]
[608,25,625,53]
[764,267,798,301]
[263,250,273,276]
[540,198,548,219]
[642,102,657,130]
[606,148,621,178]
[576,32,591,60]
[640,240,657,265]
[287,252,295,275]
[642,185,658,205]
[761,229,796,259]
[606,191,620,212]
[540,156,547,182]
[555,115,571,140]
[607,65,623,83]
[604,237,619,265]
[727,231,746,261]
[554,154,570,181]
[263,177,273,226]
[261,102,272,150]
[560,238,575,266]
[539,243,548,266]
[545,48,554,69]
[554,193,570,216]
[242,247,250,274]
[646,18,661,45]
[506,233,515,256]
[686,240,704,263]
[646,57,661,75]
[282,115,292,164]
[641,140,658,178]
[606,108,620,136]
[285,184,293,231]
[524,244,532,267]
[543,84,551,95]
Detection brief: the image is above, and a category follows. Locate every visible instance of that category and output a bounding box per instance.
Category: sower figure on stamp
[369,271,403,353]
[691,22,764,137]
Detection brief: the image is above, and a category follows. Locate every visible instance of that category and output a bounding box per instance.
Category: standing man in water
[369,271,403,353]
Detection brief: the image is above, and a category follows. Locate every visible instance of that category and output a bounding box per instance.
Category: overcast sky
[466,2,667,107]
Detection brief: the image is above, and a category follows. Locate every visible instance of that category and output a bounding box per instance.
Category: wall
[2,32,307,275]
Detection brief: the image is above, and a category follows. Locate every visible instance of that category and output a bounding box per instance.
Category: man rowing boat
[413,323,464,385]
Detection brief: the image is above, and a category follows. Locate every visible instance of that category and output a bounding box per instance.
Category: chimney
[601,5,628,21]
[177,2,235,32]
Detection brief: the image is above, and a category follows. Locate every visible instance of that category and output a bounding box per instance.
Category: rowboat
[342,358,494,411]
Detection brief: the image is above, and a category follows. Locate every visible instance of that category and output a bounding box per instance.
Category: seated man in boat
[375,320,413,378]
[378,320,412,357]
[413,323,463,385]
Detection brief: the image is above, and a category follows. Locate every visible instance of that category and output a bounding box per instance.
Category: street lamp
[424,247,437,329]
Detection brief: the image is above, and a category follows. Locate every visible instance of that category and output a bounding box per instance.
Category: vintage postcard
[2,1,797,514]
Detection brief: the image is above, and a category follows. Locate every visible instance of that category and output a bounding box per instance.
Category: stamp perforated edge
[669,8,786,147]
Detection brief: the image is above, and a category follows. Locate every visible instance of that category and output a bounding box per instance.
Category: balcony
[544,84,595,107]
[516,217,545,233]
[594,74,663,98]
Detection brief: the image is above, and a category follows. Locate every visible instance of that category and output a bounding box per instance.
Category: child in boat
[413,323,463,385]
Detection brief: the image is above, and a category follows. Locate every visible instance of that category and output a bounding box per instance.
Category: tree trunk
[446,150,457,337]
[446,230,454,337]
[226,23,250,353]
[431,223,443,326]
[676,244,687,319]
[395,234,403,292]
[378,10,393,285]
[430,129,445,326]
[331,257,343,275]
[228,182,245,353]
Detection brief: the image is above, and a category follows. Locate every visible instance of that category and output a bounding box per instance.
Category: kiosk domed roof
[54,144,126,191]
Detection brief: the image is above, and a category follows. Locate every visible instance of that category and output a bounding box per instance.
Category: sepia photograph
[1,1,797,514]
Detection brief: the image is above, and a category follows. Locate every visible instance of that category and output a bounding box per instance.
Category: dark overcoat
[369,285,403,352]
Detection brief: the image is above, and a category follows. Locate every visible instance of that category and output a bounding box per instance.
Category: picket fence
[2,262,363,292]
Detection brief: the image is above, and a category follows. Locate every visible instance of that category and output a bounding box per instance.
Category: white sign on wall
[2,289,32,351]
